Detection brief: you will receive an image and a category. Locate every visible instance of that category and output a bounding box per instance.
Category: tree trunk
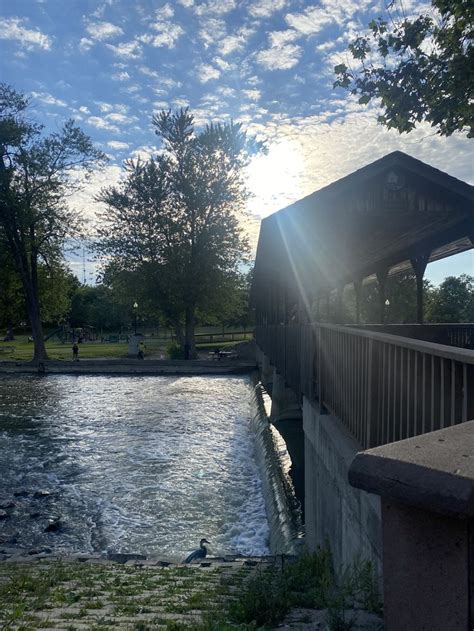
[184,305,195,359]
[25,285,48,362]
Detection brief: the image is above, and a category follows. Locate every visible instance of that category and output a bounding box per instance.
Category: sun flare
[246,139,306,218]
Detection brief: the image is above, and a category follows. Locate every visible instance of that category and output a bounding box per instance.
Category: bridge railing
[348,323,474,350]
[255,323,474,449]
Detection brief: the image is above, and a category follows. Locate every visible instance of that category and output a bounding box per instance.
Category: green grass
[0,338,130,361]
[0,552,382,630]
[0,332,252,361]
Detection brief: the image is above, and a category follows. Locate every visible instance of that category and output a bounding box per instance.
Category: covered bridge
[252,151,474,630]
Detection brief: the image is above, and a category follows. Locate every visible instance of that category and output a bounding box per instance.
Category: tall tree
[334,0,473,137]
[0,84,106,361]
[426,274,474,322]
[97,109,259,356]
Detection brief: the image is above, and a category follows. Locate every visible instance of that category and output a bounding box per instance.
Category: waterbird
[184,538,210,563]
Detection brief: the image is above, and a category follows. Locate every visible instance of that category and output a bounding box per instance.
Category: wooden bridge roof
[253,151,473,302]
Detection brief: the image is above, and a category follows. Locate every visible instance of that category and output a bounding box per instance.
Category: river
[0,374,270,559]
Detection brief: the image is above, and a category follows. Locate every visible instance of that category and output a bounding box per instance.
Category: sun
[246,139,306,218]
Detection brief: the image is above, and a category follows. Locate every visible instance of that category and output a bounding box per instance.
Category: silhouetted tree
[96,109,260,356]
[334,0,473,137]
[0,84,106,360]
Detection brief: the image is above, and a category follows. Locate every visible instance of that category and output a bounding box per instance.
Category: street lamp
[133,302,138,335]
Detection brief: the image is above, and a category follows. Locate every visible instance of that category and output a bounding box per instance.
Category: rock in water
[44,517,62,532]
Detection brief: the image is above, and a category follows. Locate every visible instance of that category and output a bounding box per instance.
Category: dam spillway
[0,373,301,558]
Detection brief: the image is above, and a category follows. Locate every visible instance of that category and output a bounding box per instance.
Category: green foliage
[227,550,381,630]
[167,341,184,359]
[69,284,130,330]
[228,567,289,627]
[426,274,474,322]
[334,0,473,136]
[0,83,106,359]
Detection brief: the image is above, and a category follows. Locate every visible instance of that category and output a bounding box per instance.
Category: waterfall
[250,376,304,555]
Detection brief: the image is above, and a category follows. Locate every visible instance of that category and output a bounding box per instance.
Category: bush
[228,567,289,627]
[166,342,183,359]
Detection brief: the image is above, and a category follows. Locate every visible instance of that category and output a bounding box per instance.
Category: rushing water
[0,374,271,558]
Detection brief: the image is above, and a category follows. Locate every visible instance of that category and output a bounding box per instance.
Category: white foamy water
[0,374,270,558]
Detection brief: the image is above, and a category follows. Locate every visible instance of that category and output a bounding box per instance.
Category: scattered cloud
[112,71,131,81]
[285,6,333,35]
[199,17,226,48]
[256,42,302,70]
[107,140,130,149]
[269,29,299,47]
[85,21,124,41]
[106,40,142,58]
[197,63,221,83]
[31,91,67,107]
[243,89,261,101]
[193,0,236,16]
[249,0,287,18]
[79,37,94,52]
[0,17,52,50]
[87,115,120,132]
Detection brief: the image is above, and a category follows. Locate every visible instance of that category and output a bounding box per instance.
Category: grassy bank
[0,551,382,630]
[0,334,252,362]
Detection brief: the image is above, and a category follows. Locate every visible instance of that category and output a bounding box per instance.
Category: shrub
[167,342,183,359]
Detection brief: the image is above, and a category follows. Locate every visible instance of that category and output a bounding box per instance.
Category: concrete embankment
[0,359,256,375]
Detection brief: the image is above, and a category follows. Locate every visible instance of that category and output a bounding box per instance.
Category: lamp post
[133,302,138,335]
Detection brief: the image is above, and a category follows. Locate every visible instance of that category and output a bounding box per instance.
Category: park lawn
[0,339,130,361]
[0,334,250,361]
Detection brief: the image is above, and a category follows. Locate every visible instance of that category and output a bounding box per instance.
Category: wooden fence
[256,323,474,449]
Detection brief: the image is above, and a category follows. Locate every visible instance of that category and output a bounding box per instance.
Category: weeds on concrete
[0,552,382,630]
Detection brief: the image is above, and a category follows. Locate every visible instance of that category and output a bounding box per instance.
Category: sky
[1,0,473,284]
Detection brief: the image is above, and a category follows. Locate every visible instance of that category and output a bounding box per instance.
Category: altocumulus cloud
[85,21,124,41]
[0,17,52,50]
[107,140,130,150]
[256,42,302,70]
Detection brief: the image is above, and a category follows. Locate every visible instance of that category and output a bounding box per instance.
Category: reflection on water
[0,375,269,557]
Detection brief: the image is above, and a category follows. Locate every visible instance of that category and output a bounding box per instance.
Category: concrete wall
[303,397,382,574]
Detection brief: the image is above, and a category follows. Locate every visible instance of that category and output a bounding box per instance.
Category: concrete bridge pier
[260,352,274,392]
[270,370,305,515]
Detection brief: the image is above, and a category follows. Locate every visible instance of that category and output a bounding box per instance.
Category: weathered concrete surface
[382,502,471,631]
[349,421,474,631]
[349,420,474,518]
[0,553,385,630]
[0,359,255,375]
[274,607,384,630]
[270,370,301,422]
[303,397,382,574]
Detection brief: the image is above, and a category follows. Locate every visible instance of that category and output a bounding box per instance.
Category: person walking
[72,342,79,361]
[138,339,146,360]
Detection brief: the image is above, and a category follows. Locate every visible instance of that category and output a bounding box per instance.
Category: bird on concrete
[184,538,210,563]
